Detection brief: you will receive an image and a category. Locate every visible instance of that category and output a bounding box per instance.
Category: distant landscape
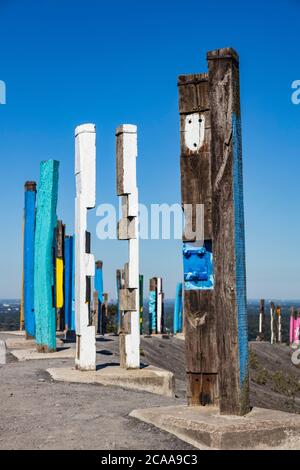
[1,299,298,343]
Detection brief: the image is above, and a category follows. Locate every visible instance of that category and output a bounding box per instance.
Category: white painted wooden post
[75,123,96,371]
[270,302,275,345]
[116,124,140,369]
[156,277,163,334]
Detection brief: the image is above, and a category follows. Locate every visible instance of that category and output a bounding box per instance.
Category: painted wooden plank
[24,181,37,339]
[207,47,249,415]
[75,123,96,371]
[34,161,59,353]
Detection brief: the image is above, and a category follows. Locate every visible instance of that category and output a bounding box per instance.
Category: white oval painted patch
[184,113,205,152]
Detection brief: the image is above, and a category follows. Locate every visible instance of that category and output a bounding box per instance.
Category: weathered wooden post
[34,161,59,352]
[23,181,37,339]
[95,260,104,334]
[173,283,183,335]
[102,293,109,334]
[178,70,218,407]
[75,124,96,371]
[64,235,73,332]
[149,277,157,335]
[92,290,99,329]
[270,302,276,344]
[139,274,144,335]
[116,124,140,369]
[276,305,282,343]
[207,48,250,415]
[256,299,265,341]
[116,268,124,333]
[55,220,65,331]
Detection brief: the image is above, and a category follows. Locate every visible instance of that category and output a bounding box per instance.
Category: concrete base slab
[130,405,300,450]
[5,337,64,350]
[174,333,185,341]
[10,347,74,361]
[0,330,25,336]
[47,365,175,397]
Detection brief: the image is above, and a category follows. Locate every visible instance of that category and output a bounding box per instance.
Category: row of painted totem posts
[18,47,278,416]
[256,299,300,347]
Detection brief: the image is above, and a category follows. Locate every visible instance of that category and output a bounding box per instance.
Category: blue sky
[0,0,299,300]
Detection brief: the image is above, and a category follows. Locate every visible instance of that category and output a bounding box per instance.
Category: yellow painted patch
[56,258,64,308]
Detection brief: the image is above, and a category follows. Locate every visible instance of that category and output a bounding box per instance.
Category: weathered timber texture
[178,73,218,406]
[208,47,249,415]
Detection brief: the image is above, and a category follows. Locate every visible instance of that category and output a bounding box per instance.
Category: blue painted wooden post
[24,181,37,339]
[95,261,104,334]
[173,282,183,335]
[34,160,59,353]
[64,235,73,331]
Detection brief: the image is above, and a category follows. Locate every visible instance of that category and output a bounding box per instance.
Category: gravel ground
[0,332,194,450]
[1,332,299,450]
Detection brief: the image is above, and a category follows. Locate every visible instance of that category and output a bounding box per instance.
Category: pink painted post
[295,310,300,346]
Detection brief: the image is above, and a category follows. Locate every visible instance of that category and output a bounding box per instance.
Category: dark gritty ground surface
[0,332,193,450]
[0,332,300,449]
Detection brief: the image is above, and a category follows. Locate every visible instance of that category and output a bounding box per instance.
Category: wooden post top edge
[116,124,137,136]
[24,181,37,191]
[177,73,208,86]
[207,47,239,63]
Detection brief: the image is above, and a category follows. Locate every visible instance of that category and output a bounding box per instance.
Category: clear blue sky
[0,0,299,300]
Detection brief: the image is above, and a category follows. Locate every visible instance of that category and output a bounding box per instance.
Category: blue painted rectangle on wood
[183,241,214,290]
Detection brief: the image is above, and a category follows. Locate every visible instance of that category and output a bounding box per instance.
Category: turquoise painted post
[64,235,73,331]
[95,261,104,334]
[173,283,183,335]
[24,181,37,339]
[149,278,157,335]
[34,160,59,352]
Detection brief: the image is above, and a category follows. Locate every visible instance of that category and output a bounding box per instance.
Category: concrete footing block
[47,365,175,397]
[5,337,64,350]
[130,405,300,450]
[10,347,74,361]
